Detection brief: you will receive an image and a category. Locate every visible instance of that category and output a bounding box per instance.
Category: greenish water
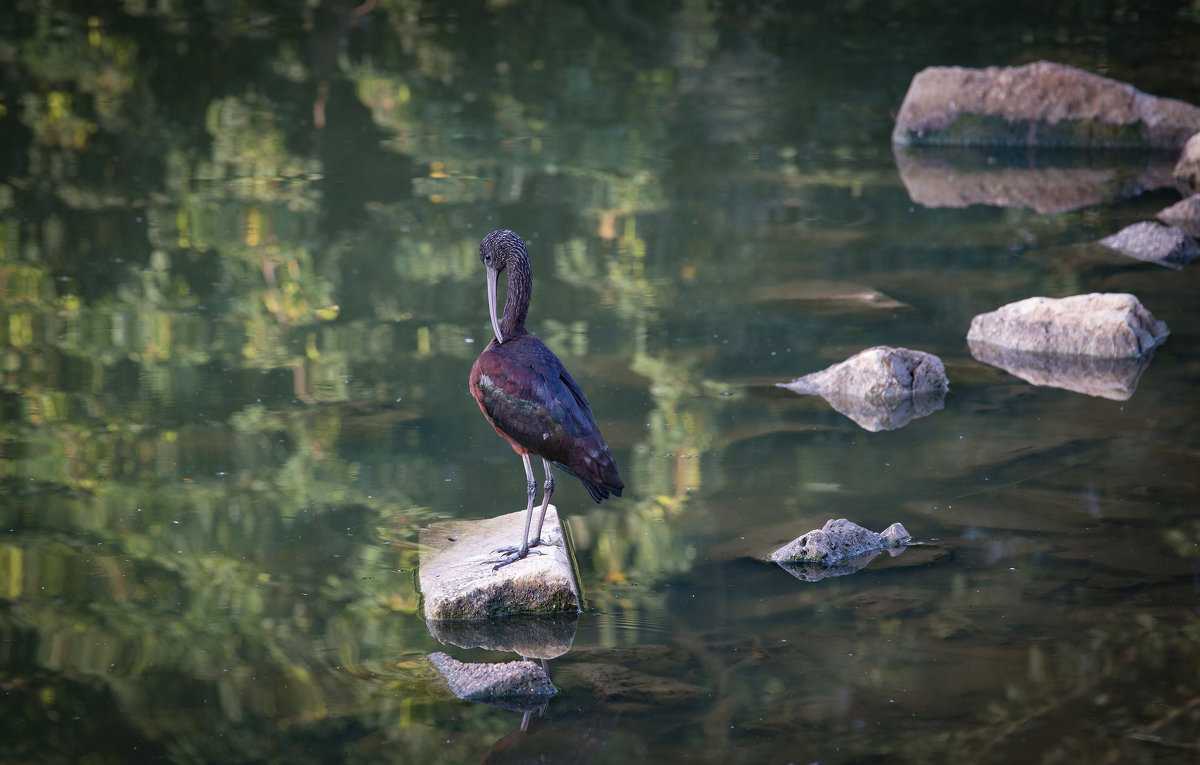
[3,2,1200,763]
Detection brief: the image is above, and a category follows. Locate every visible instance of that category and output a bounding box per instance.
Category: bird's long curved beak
[486,266,504,344]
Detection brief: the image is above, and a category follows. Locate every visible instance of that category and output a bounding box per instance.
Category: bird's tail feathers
[552,461,624,503]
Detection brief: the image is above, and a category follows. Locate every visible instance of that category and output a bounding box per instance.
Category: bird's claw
[482,537,557,569]
[491,537,553,556]
[486,547,544,570]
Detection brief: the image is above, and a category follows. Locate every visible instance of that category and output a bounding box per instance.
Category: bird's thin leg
[525,458,555,549]
[488,453,544,569]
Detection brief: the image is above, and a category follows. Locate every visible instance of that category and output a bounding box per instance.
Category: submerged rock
[428,652,556,707]
[968,341,1158,400]
[1175,132,1200,191]
[1157,194,1200,237]
[751,280,910,312]
[966,293,1168,359]
[559,663,709,707]
[829,585,937,619]
[1099,221,1200,269]
[771,518,911,565]
[419,505,581,619]
[893,61,1200,148]
[777,346,947,432]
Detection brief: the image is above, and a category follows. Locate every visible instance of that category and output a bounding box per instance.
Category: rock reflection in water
[426,612,578,660]
[777,547,905,582]
[814,388,946,432]
[968,339,1158,400]
[478,703,620,764]
[893,145,1178,214]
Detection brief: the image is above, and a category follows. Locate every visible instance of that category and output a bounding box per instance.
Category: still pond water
[2,2,1200,763]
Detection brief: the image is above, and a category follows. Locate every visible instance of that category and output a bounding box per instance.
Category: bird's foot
[485,547,544,570]
[491,536,554,556]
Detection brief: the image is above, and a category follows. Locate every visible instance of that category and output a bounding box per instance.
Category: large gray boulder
[1099,221,1200,269]
[419,506,581,619]
[967,294,1168,359]
[893,61,1200,148]
[777,346,948,432]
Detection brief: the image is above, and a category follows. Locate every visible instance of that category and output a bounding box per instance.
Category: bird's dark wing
[471,335,623,500]
[474,351,600,453]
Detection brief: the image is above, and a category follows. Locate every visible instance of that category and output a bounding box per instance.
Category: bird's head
[479,229,527,344]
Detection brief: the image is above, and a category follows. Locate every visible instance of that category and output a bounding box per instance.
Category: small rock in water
[1157,194,1200,238]
[777,346,947,432]
[778,346,947,401]
[967,293,1168,359]
[1175,132,1200,191]
[1099,221,1200,269]
[771,518,911,565]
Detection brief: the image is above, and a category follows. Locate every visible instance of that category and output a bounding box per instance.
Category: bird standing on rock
[469,229,624,569]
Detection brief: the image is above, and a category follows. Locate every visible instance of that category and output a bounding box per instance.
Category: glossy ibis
[469,229,624,569]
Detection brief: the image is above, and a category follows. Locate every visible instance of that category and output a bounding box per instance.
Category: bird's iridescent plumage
[469,229,623,567]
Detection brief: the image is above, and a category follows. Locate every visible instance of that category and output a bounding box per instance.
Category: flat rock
[1157,194,1200,237]
[771,518,911,565]
[966,293,1168,359]
[893,61,1200,148]
[777,346,947,432]
[428,652,556,704]
[968,340,1157,401]
[1175,132,1200,190]
[419,506,581,619]
[1099,221,1200,269]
